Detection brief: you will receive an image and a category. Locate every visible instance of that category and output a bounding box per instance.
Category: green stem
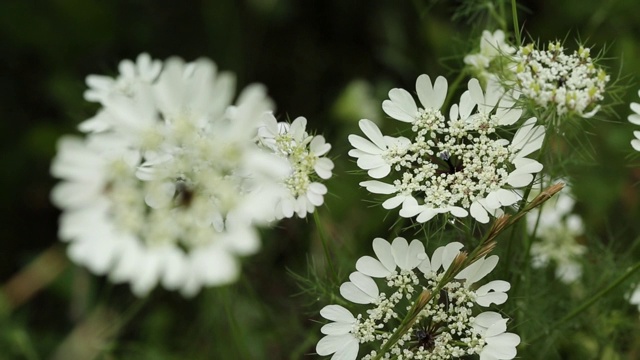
[511,0,521,46]
[313,211,338,282]
[222,287,253,359]
[442,70,467,111]
[527,261,640,344]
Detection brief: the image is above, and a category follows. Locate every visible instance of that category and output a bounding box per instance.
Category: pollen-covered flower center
[514,41,609,117]
[103,139,249,250]
[387,108,512,209]
[274,133,316,196]
[354,270,487,360]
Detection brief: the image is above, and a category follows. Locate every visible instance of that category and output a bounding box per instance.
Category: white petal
[372,238,396,273]
[321,322,354,335]
[359,119,386,150]
[391,237,409,269]
[387,88,417,117]
[320,305,355,323]
[360,180,396,194]
[382,195,406,209]
[316,335,353,356]
[348,135,383,155]
[470,201,490,223]
[356,256,391,277]
[339,281,375,304]
[368,164,392,179]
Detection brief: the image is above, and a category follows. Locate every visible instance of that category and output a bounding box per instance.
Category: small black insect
[438,289,450,311]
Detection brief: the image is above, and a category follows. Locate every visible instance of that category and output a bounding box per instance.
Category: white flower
[316,305,359,360]
[257,113,334,219]
[464,29,515,80]
[317,238,517,360]
[473,312,521,360]
[351,75,545,223]
[513,41,609,118]
[629,284,640,313]
[526,180,586,283]
[51,56,288,297]
[83,53,162,104]
[355,237,426,277]
[627,90,640,151]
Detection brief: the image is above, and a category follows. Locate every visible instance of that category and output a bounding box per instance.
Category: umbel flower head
[257,113,334,219]
[316,237,519,360]
[51,54,289,297]
[512,41,609,119]
[464,29,516,82]
[349,75,545,223]
[526,180,586,284]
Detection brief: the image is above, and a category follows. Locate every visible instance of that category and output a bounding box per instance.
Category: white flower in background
[464,29,515,81]
[51,56,288,297]
[627,90,640,151]
[513,41,609,118]
[526,181,586,284]
[316,238,519,360]
[257,113,334,219]
[629,283,640,313]
[350,75,545,223]
[83,53,162,104]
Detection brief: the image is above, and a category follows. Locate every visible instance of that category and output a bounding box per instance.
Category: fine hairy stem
[511,0,521,46]
[314,211,338,282]
[526,261,640,345]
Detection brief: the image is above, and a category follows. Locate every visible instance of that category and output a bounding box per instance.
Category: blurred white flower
[51,56,288,297]
[629,283,640,313]
[83,53,162,104]
[350,75,545,223]
[526,181,586,284]
[258,113,334,219]
[513,41,609,118]
[317,238,518,360]
[464,29,515,81]
[627,89,640,151]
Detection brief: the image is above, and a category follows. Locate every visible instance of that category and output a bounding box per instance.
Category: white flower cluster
[51,53,331,296]
[316,238,520,360]
[627,90,640,152]
[257,114,334,219]
[513,41,609,118]
[464,29,515,82]
[349,75,545,223]
[526,181,586,284]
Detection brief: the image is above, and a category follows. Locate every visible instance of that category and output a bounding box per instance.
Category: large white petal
[372,238,396,273]
[359,119,386,150]
[391,237,409,269]
[320,305,355,323]
[356,256,391,277]
[388,88,417,117]
[348,135,383,155]
[339,281,375,304]
[360,180,396,194]
[470,201,490,223]
[316,335,353,356]
[475,280,511,306]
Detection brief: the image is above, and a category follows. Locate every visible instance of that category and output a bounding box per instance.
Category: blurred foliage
[2,0,640,359]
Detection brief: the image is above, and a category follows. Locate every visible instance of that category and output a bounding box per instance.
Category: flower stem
[442,70,467,111]
[511,0,521,46]
[313,211,338,282]
[527,261,640,344]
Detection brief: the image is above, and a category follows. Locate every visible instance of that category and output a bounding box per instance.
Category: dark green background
[2,0,640,358]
